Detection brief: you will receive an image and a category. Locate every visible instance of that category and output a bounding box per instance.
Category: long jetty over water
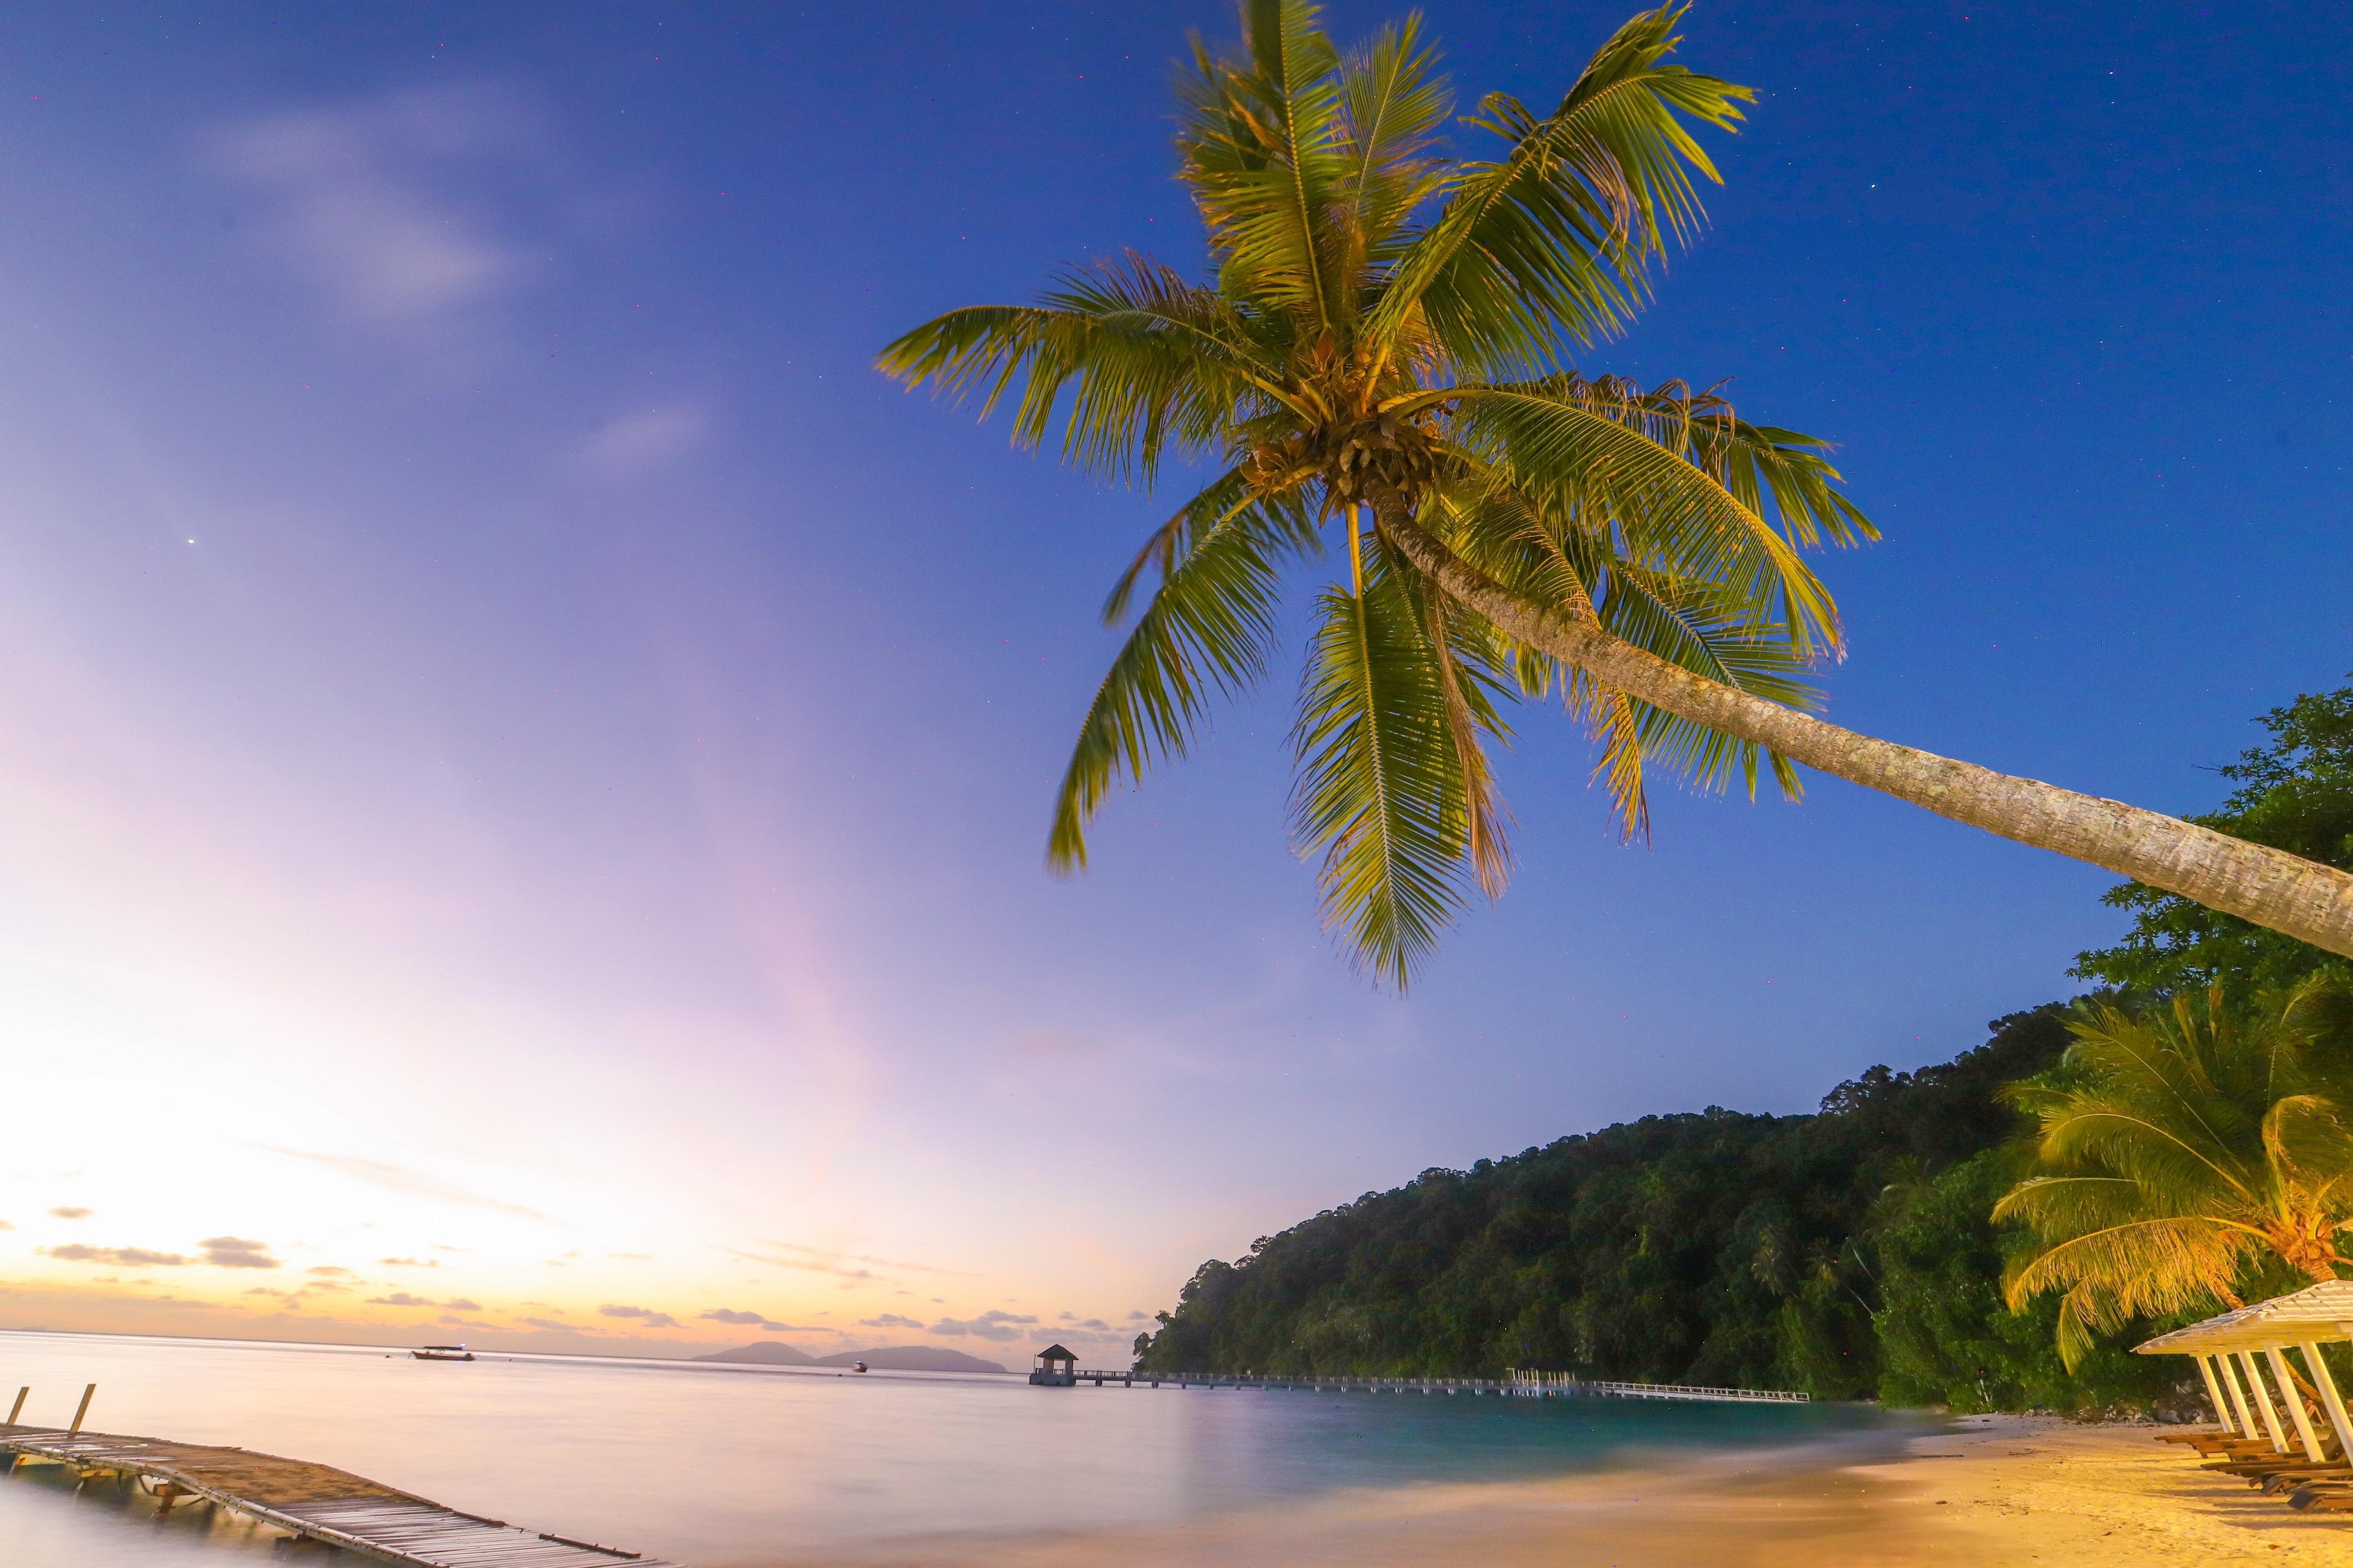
[1065,1367,1809,1402]
[2,1397,679,1567]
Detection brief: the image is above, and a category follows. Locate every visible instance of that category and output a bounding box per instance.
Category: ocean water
[0,1330,1891,1566]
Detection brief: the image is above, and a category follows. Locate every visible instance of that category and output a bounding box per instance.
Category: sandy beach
[1843,1414,2353,1566]
[819,1415,2353,1568]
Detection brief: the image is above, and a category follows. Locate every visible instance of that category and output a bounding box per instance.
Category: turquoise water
[0,1330,1894,1566]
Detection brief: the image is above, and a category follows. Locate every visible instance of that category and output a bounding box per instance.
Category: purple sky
[0,2,2346,1356]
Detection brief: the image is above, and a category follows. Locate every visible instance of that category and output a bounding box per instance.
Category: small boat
[851,1360,869,1373]
[412,1344,475,1362]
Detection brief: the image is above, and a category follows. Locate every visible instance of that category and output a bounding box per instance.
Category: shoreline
[805,1415,2353,1568]
[1849,1413,2353,1563]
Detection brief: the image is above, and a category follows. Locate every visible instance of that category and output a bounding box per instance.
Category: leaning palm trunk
[1380,505,2353,959]
[883,2,2353,984]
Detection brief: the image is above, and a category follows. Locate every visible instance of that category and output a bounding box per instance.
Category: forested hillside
[1137,1008,2170,1408]
[1134,683,2353,1412]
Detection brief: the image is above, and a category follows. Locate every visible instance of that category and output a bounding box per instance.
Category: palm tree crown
[884,1,2353,983]
[882,3,1870,987]
[1998,979,2353,1366]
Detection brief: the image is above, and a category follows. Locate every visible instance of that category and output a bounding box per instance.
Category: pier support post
[69,1384,96,1436]
[5,1386,24,1426]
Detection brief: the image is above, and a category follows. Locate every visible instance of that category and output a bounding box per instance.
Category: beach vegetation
[1997,978,2353,1366]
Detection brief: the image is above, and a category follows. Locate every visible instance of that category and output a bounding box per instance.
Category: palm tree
[1998,979,2353,1365]
[879,1,2353,987]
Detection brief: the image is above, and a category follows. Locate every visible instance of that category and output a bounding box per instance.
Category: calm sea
[0,1330,1892,1566]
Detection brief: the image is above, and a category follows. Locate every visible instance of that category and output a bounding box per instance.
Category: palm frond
[1049,478,1316,873]
[1290,543,1506,987]
[1178,0,1349,326]
[2000,980,2353,1363]
[1421,462,1824,832]
[1335,16,1453,279]
[1367,5,1749,374]
[1443,386,1844,656]
[877,255,1288,485]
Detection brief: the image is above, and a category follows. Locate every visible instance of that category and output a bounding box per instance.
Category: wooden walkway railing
[2,1420,681,1567]
[1063,1368,1808,1403]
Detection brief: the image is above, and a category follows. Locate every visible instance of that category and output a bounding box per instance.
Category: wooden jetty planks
[0,1421,681,1567]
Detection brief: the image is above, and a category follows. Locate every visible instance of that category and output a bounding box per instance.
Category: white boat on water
[412,1344,475,1362]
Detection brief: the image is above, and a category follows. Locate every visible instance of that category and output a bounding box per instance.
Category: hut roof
[1036,1344,1078,1361]
[2136,1281,2353,1356]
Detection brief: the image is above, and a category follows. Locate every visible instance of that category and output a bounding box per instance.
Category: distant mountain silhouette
[810,1345,1009,1373]
[693,1342,817,1366]
[691,1341,1009,1373]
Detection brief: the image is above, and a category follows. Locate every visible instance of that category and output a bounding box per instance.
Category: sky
[0,2,2346,1363]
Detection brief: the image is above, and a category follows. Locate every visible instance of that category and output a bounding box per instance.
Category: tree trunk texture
[1378,509,2353,960]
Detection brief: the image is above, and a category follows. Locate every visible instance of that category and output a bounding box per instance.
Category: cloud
[858,1313,923,1331]
[199,1236,281,1270]
[42,1244,190,1267]
[571,407,706,478]
[0,1220,14,1230]
[378,1257,439,1268]
[1073,1318,1108,1331]
[367,1293,434,1308]
[721,1240,964,1281]
[928,1310,1040,1343]
[700,1308,786,1330]
[442,1297,482,1313]
[609,1252,653,1261]
[259,1149,546,1219]
[1126,1310,1150,1321]
[519,1316,571,1331]
[205,86,547,330]
[307,1265,357,1280]
[599,1303,680,1330]
[48,1207,92,1220]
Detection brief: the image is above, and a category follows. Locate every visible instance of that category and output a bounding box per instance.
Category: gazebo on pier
[1028,1344,1078,1387]
[2136,1280,2353,1461]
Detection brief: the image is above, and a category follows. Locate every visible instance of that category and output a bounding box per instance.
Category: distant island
[694,1342,1009,1375]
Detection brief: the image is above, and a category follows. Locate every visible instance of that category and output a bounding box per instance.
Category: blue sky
[0,1,2345,1355]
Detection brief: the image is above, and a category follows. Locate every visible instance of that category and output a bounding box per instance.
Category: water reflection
[4,1453,287,1563]
[0,1331,1879,1567]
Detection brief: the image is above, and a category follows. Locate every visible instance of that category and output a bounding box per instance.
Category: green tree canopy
[2075,682,2353,1000]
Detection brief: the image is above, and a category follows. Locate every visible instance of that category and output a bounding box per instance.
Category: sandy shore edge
[1846,1412,2353,1564]
[805,1414,2353,1567]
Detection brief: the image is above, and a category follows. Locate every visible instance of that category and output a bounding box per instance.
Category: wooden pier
[1059,1367,1809,1402]
[1,1418,682,1566]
